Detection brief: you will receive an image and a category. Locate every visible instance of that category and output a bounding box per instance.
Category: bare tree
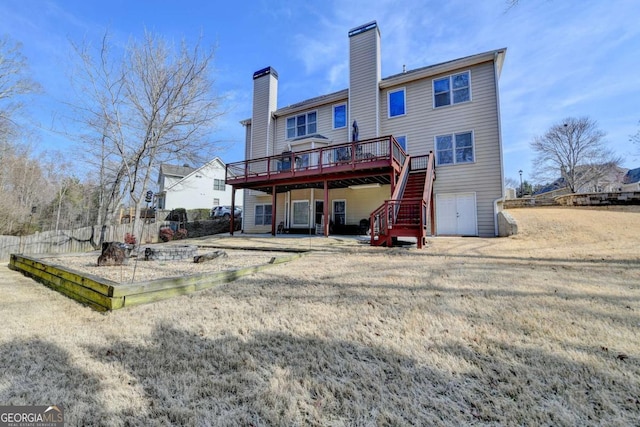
[69,30,223,243]
[0,36,40,132]
[0,37,47,235]
[631,120,640,155]
[530,117,621,193]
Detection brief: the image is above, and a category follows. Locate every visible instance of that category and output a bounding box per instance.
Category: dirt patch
[43,247,282,284]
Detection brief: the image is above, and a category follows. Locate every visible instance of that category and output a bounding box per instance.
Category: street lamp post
[519,170,523,197]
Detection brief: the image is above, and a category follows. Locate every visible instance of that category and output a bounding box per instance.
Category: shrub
[124,233,137,245]
[159,227,174,242]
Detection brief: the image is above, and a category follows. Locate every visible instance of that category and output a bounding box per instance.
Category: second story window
[333,104,347,129]
[287,111,317,139]
[388,88,406,117]
[433,71,471,108]
[213,179,225,191]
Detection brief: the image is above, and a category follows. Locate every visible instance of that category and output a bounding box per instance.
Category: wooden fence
[0,222,167,262]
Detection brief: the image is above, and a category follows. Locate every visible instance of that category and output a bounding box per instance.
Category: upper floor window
[388,88,406,117]
[333,104,347,129]
[213,179,225,191]
[287,111,317,139]
[433,71,471,108]
[435,131,474,165]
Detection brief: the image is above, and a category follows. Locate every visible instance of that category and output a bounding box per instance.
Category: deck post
[323,180,329,237]
[271,185,277,236]
[230,186,236,236]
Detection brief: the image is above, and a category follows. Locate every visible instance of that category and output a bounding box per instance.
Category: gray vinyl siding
[349,27,380,140]
[242,192,284,234]
[251,74,277,160]
[244,123,251,160]
[380,61,502,237]
[274,101,350,152]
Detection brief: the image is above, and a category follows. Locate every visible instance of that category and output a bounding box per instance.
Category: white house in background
[157,158,242,210]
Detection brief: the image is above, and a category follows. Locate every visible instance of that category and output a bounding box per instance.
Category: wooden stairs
[369,152,436,248]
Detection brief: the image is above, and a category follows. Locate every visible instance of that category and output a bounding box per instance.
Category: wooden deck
[226,136,406,193]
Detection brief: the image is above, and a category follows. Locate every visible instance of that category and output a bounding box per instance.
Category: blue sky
[1,0,639,184]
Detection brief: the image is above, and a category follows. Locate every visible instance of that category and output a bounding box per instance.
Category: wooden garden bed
[9,250,304,311]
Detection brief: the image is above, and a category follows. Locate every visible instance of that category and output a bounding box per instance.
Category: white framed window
[435,131,474,165]
[292,200,310,227]
[388,88,406,118]
[286,111,317,139]
[332,199,346,226]
[333,104,347,129]
[433,71,471,108]
[213,179,225,191]
[213,198,220,206]
[254,204,272,226]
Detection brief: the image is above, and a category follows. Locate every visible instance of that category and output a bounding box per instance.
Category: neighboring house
[534,164,629,197]
[621,167,640,191]
[575,164,628,193]
[226,21,506,244]
[157,158,243,211]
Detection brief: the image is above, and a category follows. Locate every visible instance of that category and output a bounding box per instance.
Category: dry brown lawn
[1,206,639,426]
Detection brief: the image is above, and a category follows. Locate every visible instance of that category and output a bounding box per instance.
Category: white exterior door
[436,193,477,236]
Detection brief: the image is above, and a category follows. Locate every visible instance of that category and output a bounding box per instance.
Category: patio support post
[323,180,329,237]
[271,185,277,236]
[230,186,236,236]
[390,170,396,196]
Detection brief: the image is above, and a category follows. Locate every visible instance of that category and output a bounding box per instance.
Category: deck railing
[369,151,436,247]
[226,135,406,184]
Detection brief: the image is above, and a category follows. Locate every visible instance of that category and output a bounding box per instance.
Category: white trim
[432,70,472,109]
[254,203,273,226]
[387,87,406,118]
[332,103,347,129]
[332,199,347,226]
[314,198,325,226]
[285,110,318,140]
[435,192,478,236]
[434,130,475,166]
[493,53,505,236]
[291,200,310,227]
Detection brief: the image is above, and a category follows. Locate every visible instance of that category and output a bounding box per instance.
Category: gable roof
[624,167,640,184]
[380,48,507,89]
[163,157,226,191]
[160,163,196,178]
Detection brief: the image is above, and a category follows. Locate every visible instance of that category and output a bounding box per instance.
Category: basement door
[435,193,478,236]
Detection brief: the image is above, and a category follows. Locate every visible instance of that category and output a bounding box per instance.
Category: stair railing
[422,151,436,235]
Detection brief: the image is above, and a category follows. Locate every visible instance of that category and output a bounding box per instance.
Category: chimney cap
[253,66,279,80]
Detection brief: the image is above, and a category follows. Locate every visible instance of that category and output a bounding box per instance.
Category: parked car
[210,206,242,219]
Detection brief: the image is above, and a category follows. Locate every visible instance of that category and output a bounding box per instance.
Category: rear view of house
[227,21,506,246]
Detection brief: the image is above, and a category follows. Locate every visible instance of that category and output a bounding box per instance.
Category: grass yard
[0,206,639,426]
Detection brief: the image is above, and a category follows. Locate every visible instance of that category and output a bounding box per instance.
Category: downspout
[493,51,506,236]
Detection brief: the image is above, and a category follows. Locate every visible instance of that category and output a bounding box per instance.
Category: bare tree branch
[530,117,621,193]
